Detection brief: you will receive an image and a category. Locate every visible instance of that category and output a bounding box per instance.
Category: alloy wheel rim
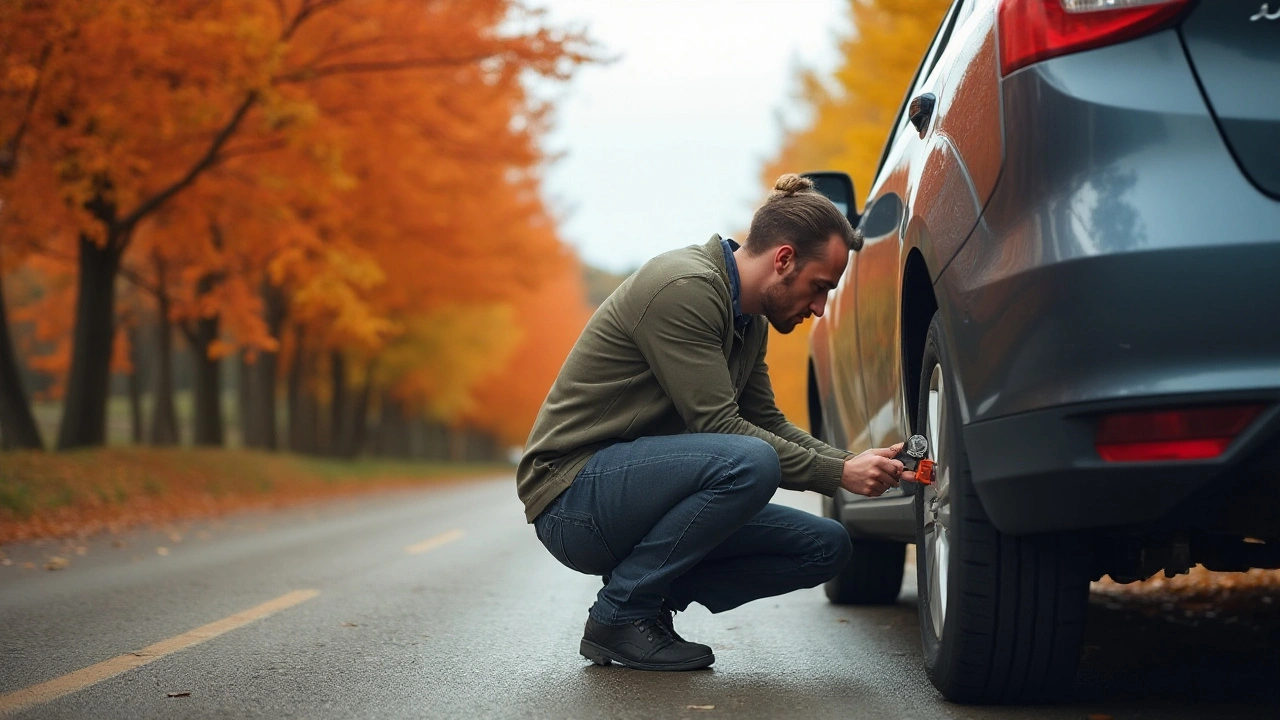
[924,363,951,640]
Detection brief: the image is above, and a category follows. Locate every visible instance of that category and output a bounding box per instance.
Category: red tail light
[998,0,1192,77]
[1095,404,1265,462]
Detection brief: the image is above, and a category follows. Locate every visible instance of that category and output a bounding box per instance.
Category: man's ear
[773,245,796,275]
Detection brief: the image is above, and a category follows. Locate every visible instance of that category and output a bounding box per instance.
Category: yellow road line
[0,589,319,716]
[404,529,464,555]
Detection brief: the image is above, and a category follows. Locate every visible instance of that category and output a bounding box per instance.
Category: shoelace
[632,617,676,648]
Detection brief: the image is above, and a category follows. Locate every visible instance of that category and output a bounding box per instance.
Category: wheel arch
[807,357,824,442]
[901,248,938,434]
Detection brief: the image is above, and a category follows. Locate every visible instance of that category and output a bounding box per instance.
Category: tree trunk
[287,332,320,454]
[300,383,320,455]
[238,351,254,445]
[255,348,279,450]
[329,350,346,456]
[57,235,123,449]
[377,392,403,458]
[448,425,465,462]
[287,332,305,453]
[187,314,223,447]
[238,351,262,445]
[127,324,143,445]
[253,281,285,451]
[149,260,179,446]
[340,363,374,459]
[0,270,43,450]
[185,270,223,447]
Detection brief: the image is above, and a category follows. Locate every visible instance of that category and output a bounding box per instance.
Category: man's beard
[761,268,801,334]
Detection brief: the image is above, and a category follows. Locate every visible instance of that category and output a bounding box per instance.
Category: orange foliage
[466,250,593,446]
[1,0,598,447]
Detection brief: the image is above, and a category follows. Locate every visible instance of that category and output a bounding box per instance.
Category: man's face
[760,233,848,334]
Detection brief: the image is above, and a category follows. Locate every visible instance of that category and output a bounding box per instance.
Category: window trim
[868,0,966,187]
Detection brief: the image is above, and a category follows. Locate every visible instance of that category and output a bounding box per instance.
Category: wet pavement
[1,477,1277,719]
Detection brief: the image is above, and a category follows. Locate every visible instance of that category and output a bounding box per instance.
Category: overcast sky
[528,0,848,272]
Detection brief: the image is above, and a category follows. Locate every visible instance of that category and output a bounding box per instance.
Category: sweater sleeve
[631,277,843,496]
[738,328,854,463]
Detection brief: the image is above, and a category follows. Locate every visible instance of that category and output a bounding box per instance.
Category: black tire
[822,493,906,605]
[913,312,1090,703]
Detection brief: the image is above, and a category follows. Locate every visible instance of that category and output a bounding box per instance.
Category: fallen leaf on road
[836,618,849,624]
[44,556,70,571]
[686,705,715,711]
[22,562,36,570]
[1,559,12,566]
[112,539,126,548]
[342,622,358,627]
[167,691,191,698]
[156,547,169,556]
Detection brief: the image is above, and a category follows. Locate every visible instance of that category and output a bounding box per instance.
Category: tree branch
[218,137,290,161]
[292,34,414,70]
[0,43,52,178]
[282,0,346,41]
[118,262,162,299]
[276,54,506,84]
[114,91,259,240]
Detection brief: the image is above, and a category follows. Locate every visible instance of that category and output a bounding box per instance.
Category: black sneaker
[580,616,715,671]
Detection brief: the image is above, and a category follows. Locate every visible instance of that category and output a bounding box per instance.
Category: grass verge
[0,448,509,544]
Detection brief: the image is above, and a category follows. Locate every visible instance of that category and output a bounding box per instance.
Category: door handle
[908,93,936,136]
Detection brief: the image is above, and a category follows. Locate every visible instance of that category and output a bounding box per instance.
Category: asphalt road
[2,477,1278,719]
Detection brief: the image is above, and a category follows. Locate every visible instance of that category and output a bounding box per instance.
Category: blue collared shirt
[720,236,751,333]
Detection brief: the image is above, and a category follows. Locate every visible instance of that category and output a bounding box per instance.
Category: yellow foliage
[380,305,522,424]
[762,0,949,428]
[764,326,814,431]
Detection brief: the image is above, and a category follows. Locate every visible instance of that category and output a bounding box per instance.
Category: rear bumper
[964,392,1280,536]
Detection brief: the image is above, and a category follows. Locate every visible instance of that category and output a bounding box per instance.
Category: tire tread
[915,313,1089,704]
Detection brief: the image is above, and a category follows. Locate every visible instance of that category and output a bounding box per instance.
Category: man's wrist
[809,453,845,497]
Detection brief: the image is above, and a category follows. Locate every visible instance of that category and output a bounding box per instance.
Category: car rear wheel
[822,494,906,605]
[914,312,1090,703]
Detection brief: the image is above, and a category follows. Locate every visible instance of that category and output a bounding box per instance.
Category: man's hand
[840,443,918,497]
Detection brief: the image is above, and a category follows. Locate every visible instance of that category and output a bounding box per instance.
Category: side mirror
[801,171,863,251]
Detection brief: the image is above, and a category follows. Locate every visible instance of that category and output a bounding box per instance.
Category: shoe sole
[579,640,715,671]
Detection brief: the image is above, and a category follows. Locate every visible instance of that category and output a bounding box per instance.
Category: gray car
[803,0,1280,704]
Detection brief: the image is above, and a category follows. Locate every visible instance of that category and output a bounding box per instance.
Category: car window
[869,0,964,185]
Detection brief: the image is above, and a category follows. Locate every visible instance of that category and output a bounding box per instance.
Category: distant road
[2,477,1277,719]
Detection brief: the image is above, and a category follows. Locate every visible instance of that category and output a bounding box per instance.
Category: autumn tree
[0,0,590,450]
[761,0,948,426]
[0,8,58,450]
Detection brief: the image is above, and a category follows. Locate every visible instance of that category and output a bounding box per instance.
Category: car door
[855,0,968,451]
[821,205,871,454]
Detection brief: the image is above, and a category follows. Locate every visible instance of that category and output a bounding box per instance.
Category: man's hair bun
[746,172,856,260]
[772,173,814,197]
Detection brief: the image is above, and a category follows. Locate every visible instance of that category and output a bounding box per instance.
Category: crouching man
[517,174,916,671]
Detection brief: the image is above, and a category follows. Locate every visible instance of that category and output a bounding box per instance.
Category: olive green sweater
[517,235,851,523]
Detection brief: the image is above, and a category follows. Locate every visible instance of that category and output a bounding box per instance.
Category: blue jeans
[533,434,853,624]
